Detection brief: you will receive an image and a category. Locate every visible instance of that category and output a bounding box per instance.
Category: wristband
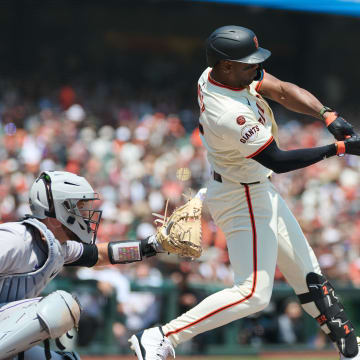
[324,112,338,127]
[108,241,142,264]
[319,106,333,119]
[140,237,157,258]
[335,141,346,157]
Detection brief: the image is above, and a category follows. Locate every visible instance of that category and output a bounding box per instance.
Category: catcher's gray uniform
[0,218,82,359]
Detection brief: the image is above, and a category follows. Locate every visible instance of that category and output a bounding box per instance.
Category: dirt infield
[261,350,337,358]
[81,352,339,360]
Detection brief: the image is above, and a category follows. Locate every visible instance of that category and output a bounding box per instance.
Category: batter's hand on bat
[337,135,360,156]
[325,112,355,141]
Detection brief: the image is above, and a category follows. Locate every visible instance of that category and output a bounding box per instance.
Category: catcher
[0,171,204,360]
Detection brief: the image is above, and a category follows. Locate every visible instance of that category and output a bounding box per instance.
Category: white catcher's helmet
[29,171,102,244]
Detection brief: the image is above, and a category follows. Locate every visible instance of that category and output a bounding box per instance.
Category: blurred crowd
[2,82,360,352]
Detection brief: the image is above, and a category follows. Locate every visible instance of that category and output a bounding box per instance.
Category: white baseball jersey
[162,68,322,346]
[0,219,83,302]
[197,67,277,184]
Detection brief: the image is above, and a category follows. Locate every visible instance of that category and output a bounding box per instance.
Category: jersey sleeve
[63,240,84,264]
[216,107,273,158]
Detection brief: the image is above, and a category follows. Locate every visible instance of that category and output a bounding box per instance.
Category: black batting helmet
[206,25,271,67]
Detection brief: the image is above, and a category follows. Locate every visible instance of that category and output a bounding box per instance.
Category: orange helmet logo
[254,36,259,49]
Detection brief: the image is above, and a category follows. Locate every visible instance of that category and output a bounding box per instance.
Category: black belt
[213,171,269,185]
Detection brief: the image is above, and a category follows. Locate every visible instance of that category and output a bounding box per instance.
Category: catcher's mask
[29,171,102,244]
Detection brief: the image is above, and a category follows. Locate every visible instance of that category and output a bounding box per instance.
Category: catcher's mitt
[154,188,206,258]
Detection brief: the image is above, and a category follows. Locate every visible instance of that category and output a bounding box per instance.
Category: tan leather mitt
[155,189,206,259]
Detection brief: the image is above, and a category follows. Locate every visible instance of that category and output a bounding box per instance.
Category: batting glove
[324,111,355,141]
[336,136,360,156]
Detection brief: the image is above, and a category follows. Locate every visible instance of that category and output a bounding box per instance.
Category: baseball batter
[129,26,360,360]
[0,170,166,360]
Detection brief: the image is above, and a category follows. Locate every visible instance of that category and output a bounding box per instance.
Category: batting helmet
[206,25,271,67]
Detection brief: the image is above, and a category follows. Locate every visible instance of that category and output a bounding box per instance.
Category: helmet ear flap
[29,172,55,219]
[40,173,56,218]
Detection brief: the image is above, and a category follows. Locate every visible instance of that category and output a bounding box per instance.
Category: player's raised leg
[129,180,280,358]
[276,193,360,359]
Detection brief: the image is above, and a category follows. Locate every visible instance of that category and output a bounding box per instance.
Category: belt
[213,171,269,185]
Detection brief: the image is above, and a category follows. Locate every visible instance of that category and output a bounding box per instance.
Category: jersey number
[198,84,205,113]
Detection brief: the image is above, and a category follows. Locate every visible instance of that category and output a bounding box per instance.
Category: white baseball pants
[162,177,321,346]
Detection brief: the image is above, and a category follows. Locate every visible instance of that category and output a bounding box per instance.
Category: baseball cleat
[340,337,360,359]
[129,326,175,360]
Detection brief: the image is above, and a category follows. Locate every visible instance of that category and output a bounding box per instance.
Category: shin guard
[0,291,81,360]
[298,273,358,358]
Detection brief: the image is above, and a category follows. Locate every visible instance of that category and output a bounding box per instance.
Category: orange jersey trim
[246,136,274,159]
[165,185,258,338]
[208,70,245,91]
[336,141,346,156]
[255,69,266,93]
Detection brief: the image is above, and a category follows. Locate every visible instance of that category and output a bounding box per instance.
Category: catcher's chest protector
[0,218,65,302]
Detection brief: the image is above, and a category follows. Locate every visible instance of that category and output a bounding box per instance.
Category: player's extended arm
[98,236,159,266]
[253,136,360,174]
[64,236,160,267]
[67,188,206,267]
[258,72,355,140]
